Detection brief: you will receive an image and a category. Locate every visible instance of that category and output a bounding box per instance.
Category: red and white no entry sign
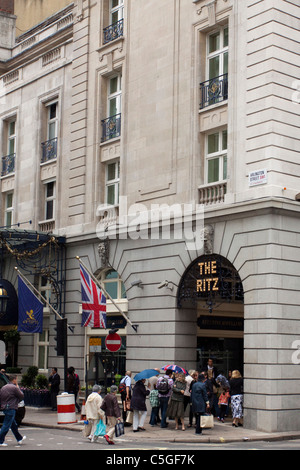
[105,333,122,352]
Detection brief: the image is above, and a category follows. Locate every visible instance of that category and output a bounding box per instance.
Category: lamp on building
[0,283,9,315]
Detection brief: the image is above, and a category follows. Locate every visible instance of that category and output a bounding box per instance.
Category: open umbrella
[162,364,188,375]
[134,368,160,382]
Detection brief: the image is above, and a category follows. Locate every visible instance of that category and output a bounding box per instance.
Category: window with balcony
[101,74,122,142]
[1,119,16,177]
[200,26,228,109]
[41,101,58,163]
[103,0,124,44]
[106,160,120,206]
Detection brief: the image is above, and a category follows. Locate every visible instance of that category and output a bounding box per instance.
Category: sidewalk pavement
[21,407,300,445]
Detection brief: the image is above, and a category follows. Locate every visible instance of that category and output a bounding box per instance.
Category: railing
[198,181,227,205]
[103,18,124,44]
[41,137,57,163]
[101,113,121,142]
[1,153,15,177]
[200,73,228,109]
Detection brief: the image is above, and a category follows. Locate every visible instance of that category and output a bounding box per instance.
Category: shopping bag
[94,419,106,436]
[115,421,125,437]
[200,414,214,429]
[126,411,133,424]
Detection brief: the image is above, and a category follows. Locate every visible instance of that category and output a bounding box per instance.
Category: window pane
[48,122,56,140]
[208,32,220,53]
[49,103,57,120]
[222,130,228,150]
[6,193,13,208]
[110,77,118,95]
[224,27,229,47]
[208,158,219,183]
[8,138,15,155]
[223,51,228,75]
[111,0,119,8]
[107,163,116,181]
[9,121,15,136]
[5,211,12,228]
[208,133,219,154]
[121,281,126,299]
[46,200,53,219]
[46,182,54,198]
[209,56,219,79]
[105,281,118,299]
[223,156,227,180]
[107,184,116,205]
[106,270,118,279]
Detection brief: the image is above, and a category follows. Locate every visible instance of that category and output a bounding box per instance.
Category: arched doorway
[177,254,244,376]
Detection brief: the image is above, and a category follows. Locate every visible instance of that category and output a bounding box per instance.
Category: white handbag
[200,414,214,428]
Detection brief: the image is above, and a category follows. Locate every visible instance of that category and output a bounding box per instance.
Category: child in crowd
[149,384,160,426]
[218,388,230,422]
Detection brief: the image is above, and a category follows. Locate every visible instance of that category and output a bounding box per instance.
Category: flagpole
[14,267,74,333]
[76,256,138,333]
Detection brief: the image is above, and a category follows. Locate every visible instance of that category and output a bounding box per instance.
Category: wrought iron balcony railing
[41,137,57,163]
[200,73,228,109]
[103,18,124,44]
[101,113,121,142]
[1,153,15,177]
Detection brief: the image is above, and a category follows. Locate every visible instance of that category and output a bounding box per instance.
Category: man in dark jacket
[191,373,210,434]
[49,367,60,411]
[0,375,26,446]
[101,385,122,444]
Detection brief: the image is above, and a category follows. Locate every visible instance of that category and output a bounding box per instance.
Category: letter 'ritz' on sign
[197,261,219,292]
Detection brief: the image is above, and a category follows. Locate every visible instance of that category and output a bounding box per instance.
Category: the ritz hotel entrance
[177,253,244,378]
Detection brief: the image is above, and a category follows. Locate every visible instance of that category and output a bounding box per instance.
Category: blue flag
[18,276,44,334]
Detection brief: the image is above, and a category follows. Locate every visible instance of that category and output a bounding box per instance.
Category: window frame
[105,160,120,206]
[4,191,14,227]
[44,180,56,221]
[206,26,228,81]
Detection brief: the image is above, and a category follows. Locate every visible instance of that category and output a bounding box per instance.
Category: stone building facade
[0,0,300,432]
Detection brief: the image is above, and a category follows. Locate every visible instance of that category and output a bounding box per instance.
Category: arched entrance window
[177,254,244,376]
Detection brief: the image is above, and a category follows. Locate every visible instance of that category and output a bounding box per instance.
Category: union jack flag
[80,264,107,328]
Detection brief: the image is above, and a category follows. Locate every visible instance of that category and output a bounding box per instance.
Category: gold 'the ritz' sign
[196,261,219,292]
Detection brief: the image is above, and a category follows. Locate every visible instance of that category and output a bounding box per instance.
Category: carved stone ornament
[98,239,110,269]
[203,225,214,255]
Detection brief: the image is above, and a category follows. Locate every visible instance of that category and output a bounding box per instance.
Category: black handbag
[115,421,125,437]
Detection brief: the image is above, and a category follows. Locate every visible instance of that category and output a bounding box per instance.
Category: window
[206,129,227,184]
[108,74,122,118]
[102,269,126,300]
[207,26,228,80]
[37,329,49,372]
[110,0,124,24]
[44,181,56,220]
[47,102,58,140]
[4,192,13,227]
[106,161,120,205]
[7,120,16,156]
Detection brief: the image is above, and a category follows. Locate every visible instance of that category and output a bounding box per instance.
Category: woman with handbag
[191,373,210,435]
[84,384,105,442]
[130,379,150,432]
[100,385,122,445]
